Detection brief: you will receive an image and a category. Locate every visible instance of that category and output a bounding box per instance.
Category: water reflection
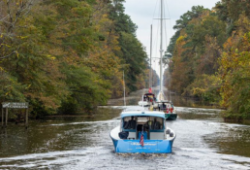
[204,123,250,157]
[176,106,222,121]
[0,107,121,158]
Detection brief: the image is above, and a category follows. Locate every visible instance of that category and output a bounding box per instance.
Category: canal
[0,88,250,169]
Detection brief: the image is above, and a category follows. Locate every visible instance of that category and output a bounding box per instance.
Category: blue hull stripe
[111,139,173,153]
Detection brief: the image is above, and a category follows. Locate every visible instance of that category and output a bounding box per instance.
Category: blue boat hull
[111,138,174,153]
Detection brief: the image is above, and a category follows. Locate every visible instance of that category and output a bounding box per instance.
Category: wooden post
[25,108,28,128]
[5,108,8,127]
[1,107,3,127]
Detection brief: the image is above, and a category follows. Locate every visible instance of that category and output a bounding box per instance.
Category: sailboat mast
[160,0,163,93]
[149,24,153,89]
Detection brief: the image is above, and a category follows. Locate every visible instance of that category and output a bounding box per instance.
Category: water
[1,89,250,170]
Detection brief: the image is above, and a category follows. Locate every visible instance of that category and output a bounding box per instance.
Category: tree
[219,15,250,119]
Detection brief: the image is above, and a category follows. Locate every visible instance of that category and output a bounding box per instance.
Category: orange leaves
[219,26,250,111]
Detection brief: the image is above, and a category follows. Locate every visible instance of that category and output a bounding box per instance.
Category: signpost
[1,102,29,128]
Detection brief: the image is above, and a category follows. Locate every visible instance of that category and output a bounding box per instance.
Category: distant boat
[110,110,175,153]
[138,88,158,110]
[156,100,177,120]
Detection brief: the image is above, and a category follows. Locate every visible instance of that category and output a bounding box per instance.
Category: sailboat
[153,0,177,121]
[110,0,176,154]
[138,24,157,108]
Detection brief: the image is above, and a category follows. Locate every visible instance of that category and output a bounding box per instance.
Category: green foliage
[219,24,250,118]
[63,66,110,112]
[183,74,221,102]
[119,32,147,91]
[0,72,25,102]
[167,6,226,99]
[167,31,180,54]
[107,0,147,93]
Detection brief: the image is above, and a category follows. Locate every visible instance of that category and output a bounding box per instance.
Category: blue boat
[110,110,176,153]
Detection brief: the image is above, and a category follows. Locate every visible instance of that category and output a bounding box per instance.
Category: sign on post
[1,102,29,128]
[2,102,29,109]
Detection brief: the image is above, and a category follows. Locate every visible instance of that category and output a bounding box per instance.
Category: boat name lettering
[131,143,156,146]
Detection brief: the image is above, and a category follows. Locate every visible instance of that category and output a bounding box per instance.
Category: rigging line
[163,0,168,52]
[165,0,171,20]
[164,0,172,53]
[165,0,172,38]
[151,0,160,25]
[152,1,161,63]
[150,0,160,75]
[156,1,161,66]
[163,0,172,101]
[154,16,160,62]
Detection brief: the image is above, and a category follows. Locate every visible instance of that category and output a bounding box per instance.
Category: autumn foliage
[0,0,148,116]
[167,1,250,120]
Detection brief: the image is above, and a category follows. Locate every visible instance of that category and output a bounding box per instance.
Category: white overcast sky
[124,0,220,73]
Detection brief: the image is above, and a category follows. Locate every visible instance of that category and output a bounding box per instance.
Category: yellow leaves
[0,67,6,72]
[24,84,30,90]
[0,44,11,48]
[176,35,186,44]
[17,35,28,39]
[219,31,250,110]
[46,54,56,60]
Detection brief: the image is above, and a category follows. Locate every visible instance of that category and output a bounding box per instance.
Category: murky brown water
[0,88,250,170]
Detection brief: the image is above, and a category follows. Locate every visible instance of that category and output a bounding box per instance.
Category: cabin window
[123,116,164,131]
[144,117,164,130]
[123,116,136,130]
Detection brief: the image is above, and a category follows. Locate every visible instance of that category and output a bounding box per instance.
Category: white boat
[138,91,157,108]
[156,100,177,120]
[110,110,176,153]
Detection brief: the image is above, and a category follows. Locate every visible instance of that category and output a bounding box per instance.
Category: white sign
[2,102,29,109]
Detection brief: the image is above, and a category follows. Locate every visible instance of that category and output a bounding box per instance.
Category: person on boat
[153,117,161,130]
[162,103,166,109]
[123,118,129,129]
[149,96,153,102]
[145,117,154,130]
[158,103,161,111]
[169,104,174,113]
[125,116,136,129]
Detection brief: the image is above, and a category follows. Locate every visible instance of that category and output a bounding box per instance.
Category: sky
[124,0,220,75]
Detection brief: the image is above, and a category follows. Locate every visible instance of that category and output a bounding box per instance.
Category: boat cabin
[143,93,156,103]
[120,111,166,140]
